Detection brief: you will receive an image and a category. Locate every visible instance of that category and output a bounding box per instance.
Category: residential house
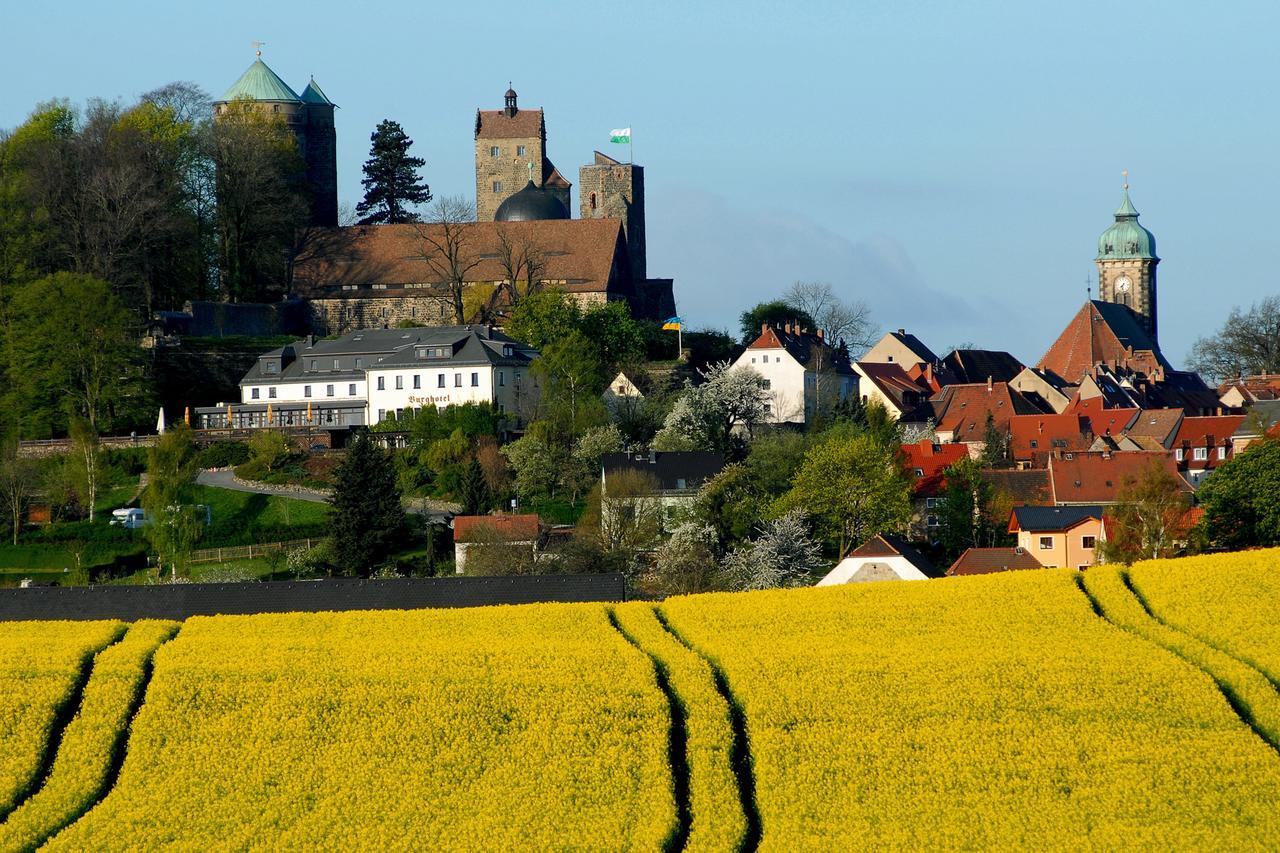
[1008,413,1093,468]
[600,451,724,530]
[817,535,937,585]
[899,439,969,538]
[732,323,857,424]
[1010,367,1074,414]
[929,379,1048,452]
[862,329,939,368]
[1218,375,1280,408]
[1047,451,1189,505]
[941,349,1024,385]
[1231,400,1280,453]
[946,546,1044,577]
[1169,415,1246,487]
[853,362,934,422]
[602,372,644,410]
[453,514,542,573]
[980,468,1052,507]
[1008,505,1106,570]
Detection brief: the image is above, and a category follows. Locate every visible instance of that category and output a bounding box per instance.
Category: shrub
[196,441,251,470]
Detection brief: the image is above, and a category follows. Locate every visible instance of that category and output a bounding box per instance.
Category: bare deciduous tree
[491,225,547,317]
[784,280,877,354]
[418,195,480,324]
[0,445,40,546]
[1189,296,1280,382]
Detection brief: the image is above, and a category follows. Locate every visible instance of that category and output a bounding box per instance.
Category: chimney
[761,322,768,335]
[897,328,906,335]
[784,323,792,334]
[987,375,993,392]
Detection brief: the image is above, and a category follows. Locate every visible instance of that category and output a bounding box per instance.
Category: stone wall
[580,160,646,282]
[308,291,613,335]
[475,134,544,222]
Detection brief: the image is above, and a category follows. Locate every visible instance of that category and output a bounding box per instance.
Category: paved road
[196,469,460,522]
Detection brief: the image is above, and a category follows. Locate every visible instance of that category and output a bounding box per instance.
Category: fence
[183,539,317,566]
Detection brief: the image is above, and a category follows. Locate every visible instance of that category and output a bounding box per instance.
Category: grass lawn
[191,485,331,547]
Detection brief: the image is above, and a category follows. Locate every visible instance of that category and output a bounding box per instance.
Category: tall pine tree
[355,119,431,224]
[328,435,406,576]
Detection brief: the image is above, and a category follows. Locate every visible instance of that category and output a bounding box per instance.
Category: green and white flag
[610,127,631,144]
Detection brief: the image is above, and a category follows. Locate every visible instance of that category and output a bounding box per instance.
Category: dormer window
[262,360,279,374]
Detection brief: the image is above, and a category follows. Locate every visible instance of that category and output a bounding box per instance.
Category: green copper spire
[300,77,335,106]
[217,58,301,103]
[1097,173,1157,260]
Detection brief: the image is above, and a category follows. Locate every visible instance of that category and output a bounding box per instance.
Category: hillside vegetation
[1,552,1279,849]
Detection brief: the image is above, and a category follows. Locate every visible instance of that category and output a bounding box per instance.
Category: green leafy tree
[0,440,40,545]
[501,433,564,503]
[936,456,1012,561]
[1099,461,1195,564]
[738,300,815,345]
[569,424,624,502]
[142,426,201,581]
[581,301,646,371]
[6,272,147,437]
[328,435,406,576]
[504,289,581,351]
[776,431,912,557]
[355,119,431,224]
[532,330,608,439]
[1193,439,1280,549]
[67,417,102,523]
[692,464,762,549]
[978,412,1013,469]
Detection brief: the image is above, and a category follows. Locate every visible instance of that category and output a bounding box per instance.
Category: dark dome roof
[495,180,569,222]
[505,86,517,98]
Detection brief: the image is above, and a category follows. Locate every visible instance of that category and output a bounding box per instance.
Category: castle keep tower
[474,87,571,222]
[579,151,646,283]
[1095,178,1159,342]
[213,53,338,227]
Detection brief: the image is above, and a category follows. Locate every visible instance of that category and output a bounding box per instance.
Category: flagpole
[629,125,633,165]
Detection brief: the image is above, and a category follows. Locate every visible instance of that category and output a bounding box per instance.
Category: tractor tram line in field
[1080,569,1280,758]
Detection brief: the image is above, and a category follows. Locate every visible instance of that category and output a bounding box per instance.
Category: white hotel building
[194,326,537,430]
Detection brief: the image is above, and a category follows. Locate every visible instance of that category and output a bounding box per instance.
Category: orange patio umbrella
[266,403,273,425]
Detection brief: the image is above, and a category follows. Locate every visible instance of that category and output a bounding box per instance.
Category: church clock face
[1115,276,1132,293]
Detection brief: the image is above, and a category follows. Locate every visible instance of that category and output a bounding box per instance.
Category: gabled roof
[1009,505,1105,533]
[1047,451,1189,504]
[475,106,545,139]
[1171,415,1246,463]
[846,534,938,574]
[542,160,572,189]
[1233,400,1280,437]
[899,440,969,497]
[981,468,1051,505]
[942,349,1025,385]
[930,382,1047,443]
[1064,396,1139,440]
[885,330,939,365]
[1008,414,1092,465]
[1037,301,1169,384]
[218,59,301,103]
[453,514,541,543]
[946,547,1043,576]
[601,452,725,492]
[855,362,933,412]
[292,219,631,299]
[1125,408,1184,446]
[747,325,854,374]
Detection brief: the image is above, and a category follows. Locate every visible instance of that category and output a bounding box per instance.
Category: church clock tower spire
[1096,171,1160,343]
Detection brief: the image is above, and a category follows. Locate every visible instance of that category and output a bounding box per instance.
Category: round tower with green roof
[1095,176,1159,343]
[213,52,338,227]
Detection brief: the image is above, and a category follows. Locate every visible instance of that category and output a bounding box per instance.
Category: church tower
[579,151,646,283]
[1095,176,1159,342]
[474,86,571,221]
[212,51,338,227]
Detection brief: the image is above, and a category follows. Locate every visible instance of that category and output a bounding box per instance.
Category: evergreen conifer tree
[458,458,492,515]
[355,120,431,224]
[328,435,406,576]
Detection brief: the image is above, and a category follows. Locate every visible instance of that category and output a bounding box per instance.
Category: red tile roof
[747,325,853,374]
[1038,301,1167,383]
[1063,396,1138,440]
[1008,413,1092,466]
[981,469,1052,505]
[946,547,1044,576]
[1048,451,1189,505]
[454,514,541,543]
[292,219,629,298]
[475,108,545,139]
[931,382,1046,443]
[899,440,969,497]
[1170,415,1246,471]
[1124,408,1185,445]
[856,362,933,412]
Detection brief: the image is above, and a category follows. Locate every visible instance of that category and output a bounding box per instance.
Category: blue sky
[3,1,1275,365]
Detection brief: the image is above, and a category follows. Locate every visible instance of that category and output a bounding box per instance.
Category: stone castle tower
[579,151,646,283]
[213,54,338,227]
[474,87,571,222]
[1095,181,1159,342]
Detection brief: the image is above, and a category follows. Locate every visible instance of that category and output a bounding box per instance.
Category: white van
[109,508,147,529]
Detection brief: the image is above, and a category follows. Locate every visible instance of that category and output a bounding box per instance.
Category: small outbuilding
[817,534,937,585]
[946,547,1044,577]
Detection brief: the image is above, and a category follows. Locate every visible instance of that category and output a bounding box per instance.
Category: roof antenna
[1121,168,1129,192]
[252,40,265,58]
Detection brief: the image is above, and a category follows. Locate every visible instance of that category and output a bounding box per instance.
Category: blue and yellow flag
[662,316,682,331]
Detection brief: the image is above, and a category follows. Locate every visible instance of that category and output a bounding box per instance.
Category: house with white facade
[732,323,857,424]
[194,326,537,430]
[818,534,937,585]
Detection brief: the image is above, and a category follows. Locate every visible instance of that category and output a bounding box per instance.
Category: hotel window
[395,376,404,390]
[250,387,260,399]
[471,372,479,387]
[356,358,364,368]
[455,373,462,388]
[348,384,356,396]
[268,387,277,399]
[438,374,446,388]
[498,372,505,387]
[762,355,769,363]
[310,360,317,371]
[1218,446,1227,460]
[1194,447,1208,461]
[377,377,385,391]
[413,375,421,389]
[333,359,340,370]
[1082,535,1097,549]
[326,385,335,397]
[378,409,386,422]
[1038,536,1053,550]
[304,386,312,398]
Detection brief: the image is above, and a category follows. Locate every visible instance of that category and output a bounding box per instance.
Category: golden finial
[252,40,266,57]
[1122,169,1129,191]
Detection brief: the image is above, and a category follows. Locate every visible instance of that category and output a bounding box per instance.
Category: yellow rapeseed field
[44,605,674,851]
[660,569,1280,850]
[0,620,123,818]
[1130,548,1280,684]
[612,602,746,852]
[0,620,177,852]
